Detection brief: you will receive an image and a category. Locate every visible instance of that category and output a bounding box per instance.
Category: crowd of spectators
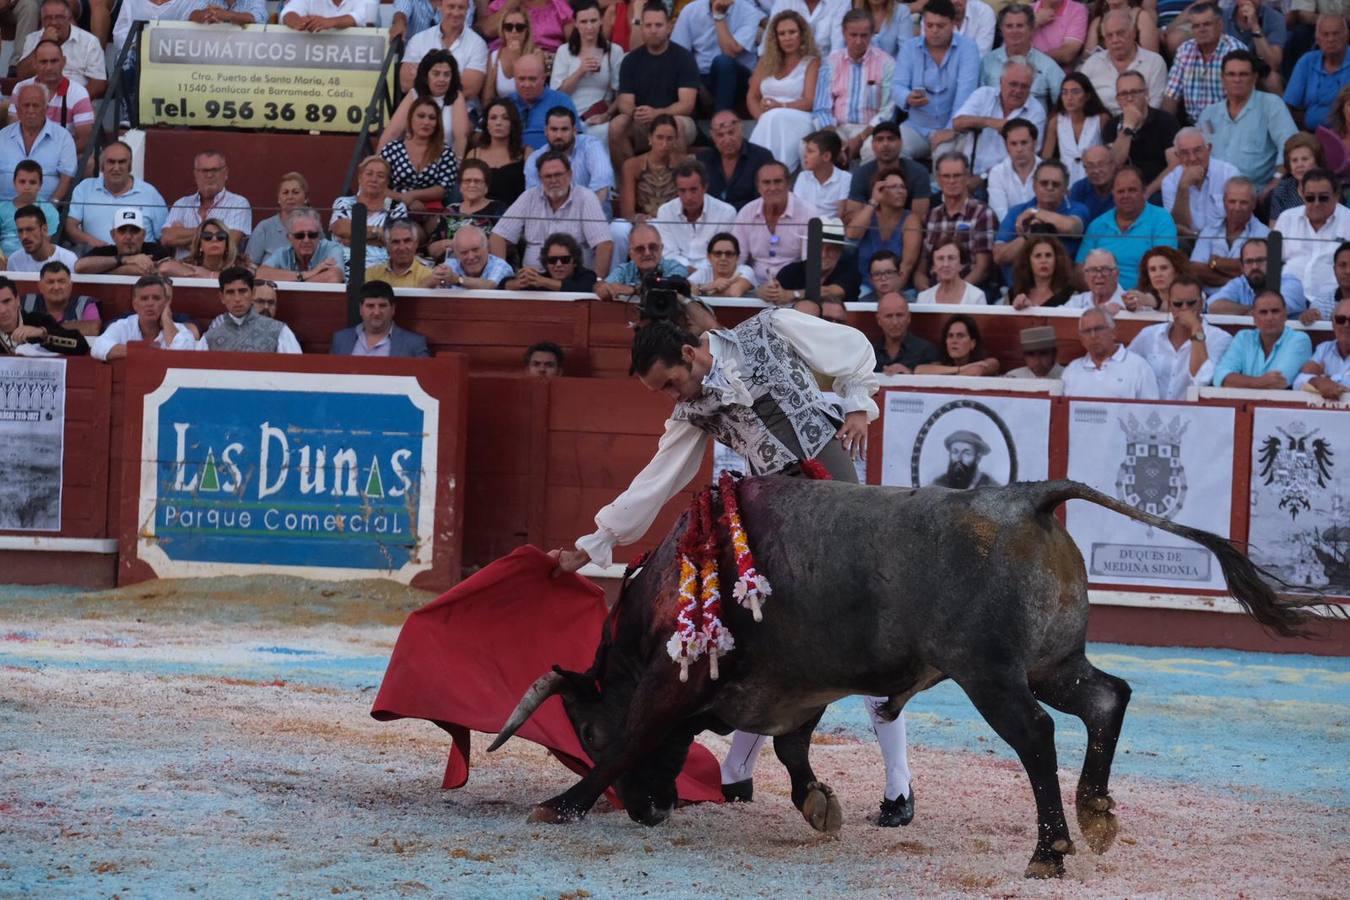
[0,0,1346,399]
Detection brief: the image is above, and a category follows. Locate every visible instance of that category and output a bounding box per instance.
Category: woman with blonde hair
[246,172,308,264]
[159,218,246,278]
[748,10,821,173]
[484,4,548,103]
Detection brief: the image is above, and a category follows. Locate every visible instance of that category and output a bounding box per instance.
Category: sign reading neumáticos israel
[138,23,387,133]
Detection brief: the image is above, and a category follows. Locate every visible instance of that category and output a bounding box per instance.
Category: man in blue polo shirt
[510,54,577,150]
[1284,14,1350,130]
[1076,166,1178,290]
[1214,290,1313,389]
[65,141,168,249]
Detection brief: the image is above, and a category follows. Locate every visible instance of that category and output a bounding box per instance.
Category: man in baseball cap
[74,207,170,276]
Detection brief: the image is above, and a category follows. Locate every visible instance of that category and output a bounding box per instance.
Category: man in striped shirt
[811,9,895,164]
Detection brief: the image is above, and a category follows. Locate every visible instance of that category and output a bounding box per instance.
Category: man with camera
[0,275,87,356]
[548,284,919,829]
[594,224,689,302]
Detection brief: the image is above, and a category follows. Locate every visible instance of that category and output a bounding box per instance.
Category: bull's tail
[1030,480,1344,639]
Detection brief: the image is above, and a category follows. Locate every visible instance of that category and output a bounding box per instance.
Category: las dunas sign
[137,369,439,582]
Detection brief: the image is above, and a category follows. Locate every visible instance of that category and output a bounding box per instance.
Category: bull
[489,477,1325,878]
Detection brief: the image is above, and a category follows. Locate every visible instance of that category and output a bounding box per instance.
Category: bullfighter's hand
[549,547,591,577]
[837,410,868,460]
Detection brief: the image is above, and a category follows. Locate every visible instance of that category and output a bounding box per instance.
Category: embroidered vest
[205,309,285,352]
[672,312,838,475]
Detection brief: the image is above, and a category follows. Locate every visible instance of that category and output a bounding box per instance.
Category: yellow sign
[138,23,388,133]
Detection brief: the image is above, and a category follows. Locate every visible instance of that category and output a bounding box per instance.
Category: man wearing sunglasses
[256,208,345,284]
[1126,274,1233,399]
[1293,298,1350,399]
[1214,290,1313,389]
[74,207,169,276]
[1272,168,1350,307]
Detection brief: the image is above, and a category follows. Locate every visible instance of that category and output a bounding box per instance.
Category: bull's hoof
[527,803,585,824]
[801,782,843,835]
[1077,795,1119,854]
[1023,854,1066,879]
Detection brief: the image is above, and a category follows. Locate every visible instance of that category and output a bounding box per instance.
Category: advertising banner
[138,23,386,132]
[1247,405,1350,597]
[0,357,64,531]
[879,390,1052,488]
[136,368,439,581]
[1066,401,1235,591]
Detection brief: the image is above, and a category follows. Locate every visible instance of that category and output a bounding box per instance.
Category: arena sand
[1,576,1347,898]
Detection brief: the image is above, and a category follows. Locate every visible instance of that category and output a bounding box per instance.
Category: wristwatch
[1122,126,1138,138]
[1192,330,1206,343]
[712,11,726,20]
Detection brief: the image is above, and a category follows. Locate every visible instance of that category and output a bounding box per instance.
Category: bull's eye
[579,722,604,751]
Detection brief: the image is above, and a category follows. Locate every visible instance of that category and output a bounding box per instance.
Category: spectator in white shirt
[932,59,1046,178]
[986,118,1039,220]
[1062,305,1160,398]
[89,275,202,361]
[1067,249,1127,312]
[954,0,996,53]
[399,0,488,101]
[1127,274,1234,400]
[654,159,737,271]
[688,230,758,297]
[1273,168,1350,308]
[16,0,107,98]
[1294,297,1350,399]
[7,204,76,272]
[1161,127,1240,238]
[281,0,375,30]
[792,129,850,216]
[160,151,253,258]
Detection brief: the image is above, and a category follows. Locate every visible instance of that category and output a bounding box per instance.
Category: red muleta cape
[370,545,724,806]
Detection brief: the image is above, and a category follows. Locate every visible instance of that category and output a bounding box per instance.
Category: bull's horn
[486,671,566,752]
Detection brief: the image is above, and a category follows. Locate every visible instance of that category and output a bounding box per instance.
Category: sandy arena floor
[1,577,1347,899]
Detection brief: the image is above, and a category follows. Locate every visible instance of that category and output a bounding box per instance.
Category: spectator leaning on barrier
[1273,168,1350,311]
[1010,235,1076,309]
[1207,237,1308,316]
[1061,306,1159,399]
[16,0,107,98]
[734,161,819,286]
[1188,175,1266,290]
[66,142,168,250]
[8,204,75,273]
[491,149,613,273]
[189,0,269,26]
[280,0,376,31]
[1294,297,1350,398]
[1127,273,1234,400]
[916,238,986,305]
[246,173,308,266]
[202,267,302,354]
[688,231,756,297]
[161,151,253,258]
[22,260,101,336]
[365,219,436,288]
[0,160,60,258]
[763,215,859,304]
[696,109,775,211]
[432,225,515,289]
[1005,325,1063,379]
[500,231,599,292]
[74,208,171,276]
[525,341,564,377]
[257,208,345,284]
[89,275,201,361]
[0,83,75,202]
[0,275,88,358]
[1076,166,1178,291]
[596,223,689,301]
[654,159,737,272]
[330,281,431,358]
[158,217,248,279]
[1214,290,1314,389]
[873,291,939,374]
[1067,248,1127,312]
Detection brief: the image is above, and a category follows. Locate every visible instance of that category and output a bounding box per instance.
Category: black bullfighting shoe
[877,790,915,827]
[721,778,754,802]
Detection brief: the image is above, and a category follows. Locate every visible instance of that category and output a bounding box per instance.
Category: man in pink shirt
[1032,0,1088,67]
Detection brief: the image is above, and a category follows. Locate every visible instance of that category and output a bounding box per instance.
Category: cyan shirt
[1212,325,1314,387]
[892,33,980,138]
[1197,90,1297,185]
[1076,204,1179,290]
[67,176,169,243]
[0,199,61,256]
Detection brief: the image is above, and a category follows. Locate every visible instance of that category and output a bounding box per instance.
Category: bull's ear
[553,666,601,701]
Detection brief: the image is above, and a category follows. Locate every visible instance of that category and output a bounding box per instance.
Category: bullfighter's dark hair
[630,320,698,377]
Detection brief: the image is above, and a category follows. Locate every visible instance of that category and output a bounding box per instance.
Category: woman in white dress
[748,11,820,173]
[916,239,988,305]
[551,0,624,142]
[1041,73,1108,186]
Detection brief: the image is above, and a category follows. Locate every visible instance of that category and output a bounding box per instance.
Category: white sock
[865,696,912,802]
[721,730,768,784]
